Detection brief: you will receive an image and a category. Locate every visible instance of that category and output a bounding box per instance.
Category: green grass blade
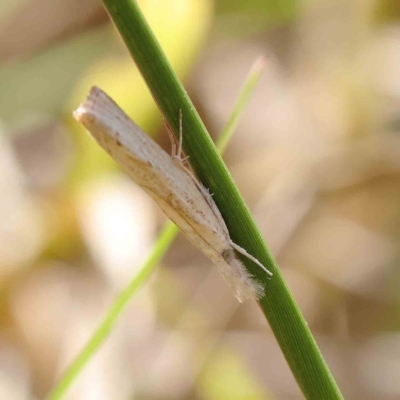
[46,223,178,400]
[46,52,264,400]
[98,1,344,399]
[216,55,266,154]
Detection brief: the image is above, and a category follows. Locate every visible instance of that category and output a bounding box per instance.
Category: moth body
[74,87,270,301]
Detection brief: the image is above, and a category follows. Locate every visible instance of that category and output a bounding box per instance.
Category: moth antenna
[229,241,273,277]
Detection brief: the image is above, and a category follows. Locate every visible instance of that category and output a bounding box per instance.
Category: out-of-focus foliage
[215,0,300,36]
[1,0,400,399]
[374,0,400,23]
[198,348,271,400]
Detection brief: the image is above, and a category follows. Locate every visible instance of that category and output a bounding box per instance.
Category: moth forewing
[74,86,270,302]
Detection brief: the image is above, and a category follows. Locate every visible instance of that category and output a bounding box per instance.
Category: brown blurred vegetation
[0,0,400,399]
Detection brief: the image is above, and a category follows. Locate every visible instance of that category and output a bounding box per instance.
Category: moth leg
[175,111,231,225]
[183,169,217,212]
[228,241,273,277]
[163,110,190,164]
[164,116,178,159]
[175,110,192,164]
[164,110,225,224]
[164,111,205,183]
[177,108,183,160]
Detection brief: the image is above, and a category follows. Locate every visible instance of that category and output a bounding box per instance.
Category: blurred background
[1,0,400,399]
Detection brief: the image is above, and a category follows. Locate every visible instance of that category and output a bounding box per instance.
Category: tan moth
[74,87,272,302]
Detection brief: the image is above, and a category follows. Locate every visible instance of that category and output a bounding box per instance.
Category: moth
[74,87,272,302]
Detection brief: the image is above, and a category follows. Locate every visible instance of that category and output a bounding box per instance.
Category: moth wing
[144,189,219,260]
[103,134,229,255]
[216,258,264,302]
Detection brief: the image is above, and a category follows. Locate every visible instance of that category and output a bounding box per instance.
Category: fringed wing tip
[217,258,265,302]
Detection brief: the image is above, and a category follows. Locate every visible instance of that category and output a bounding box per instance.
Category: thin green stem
[46,223,177,400]
[97,1,344,399]
[217,55,266,154]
